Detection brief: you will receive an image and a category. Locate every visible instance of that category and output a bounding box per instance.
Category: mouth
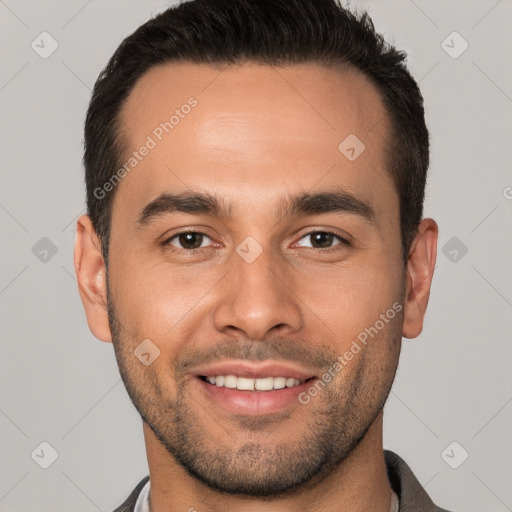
[198,374,315,390]
[191,361,320,416]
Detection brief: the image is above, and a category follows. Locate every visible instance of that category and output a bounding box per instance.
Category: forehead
[114,61,396,225]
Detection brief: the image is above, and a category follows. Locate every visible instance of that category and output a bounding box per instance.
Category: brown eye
[296,231,349,249]
[310,232,335,248]
[165,231,211,250]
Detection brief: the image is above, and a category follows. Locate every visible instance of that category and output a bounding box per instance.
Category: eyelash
[162,230,351,254]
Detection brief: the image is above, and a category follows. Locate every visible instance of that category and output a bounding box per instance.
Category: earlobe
[402,218,438,339]
[74,214,112,343]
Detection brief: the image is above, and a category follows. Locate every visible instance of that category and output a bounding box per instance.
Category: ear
[74,214,112,342]
[402,218,438,339]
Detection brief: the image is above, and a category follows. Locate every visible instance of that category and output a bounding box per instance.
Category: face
[79,62,428,497]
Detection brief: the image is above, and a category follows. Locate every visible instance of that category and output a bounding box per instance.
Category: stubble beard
[106,286,401,497]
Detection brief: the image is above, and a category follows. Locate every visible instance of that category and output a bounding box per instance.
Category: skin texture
[74,62,438,512]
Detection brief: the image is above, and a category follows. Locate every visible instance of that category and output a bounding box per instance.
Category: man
[74,0,449,510]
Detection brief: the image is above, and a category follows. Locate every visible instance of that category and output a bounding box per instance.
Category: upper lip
[193,360,318,380]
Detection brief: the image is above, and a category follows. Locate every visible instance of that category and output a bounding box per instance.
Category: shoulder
[112,475,150,512]
[384,450,454,512]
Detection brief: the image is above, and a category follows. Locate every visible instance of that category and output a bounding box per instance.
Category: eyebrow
[137,189,375,226]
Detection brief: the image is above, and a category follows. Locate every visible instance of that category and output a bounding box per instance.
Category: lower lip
[195,377,315,416]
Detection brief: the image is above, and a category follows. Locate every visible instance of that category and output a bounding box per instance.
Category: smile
[199,375,310,390]
[195,375,318,416]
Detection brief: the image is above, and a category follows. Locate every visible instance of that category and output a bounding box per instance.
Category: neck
[143,411,393,512]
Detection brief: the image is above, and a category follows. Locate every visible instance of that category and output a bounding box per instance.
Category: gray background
[1,0,511,510]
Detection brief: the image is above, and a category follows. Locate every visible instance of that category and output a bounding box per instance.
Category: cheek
[111,257,225,342]
[303,258,400,340]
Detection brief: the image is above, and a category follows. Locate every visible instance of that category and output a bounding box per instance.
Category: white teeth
[204,375,305,390]
[255,377,274,391]
[236,377,255,391]
[223,375,237,388]
[273,377,286,389]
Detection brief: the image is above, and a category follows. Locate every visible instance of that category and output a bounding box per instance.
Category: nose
[213,246,304,341]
